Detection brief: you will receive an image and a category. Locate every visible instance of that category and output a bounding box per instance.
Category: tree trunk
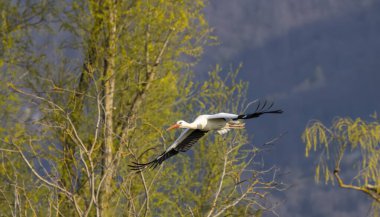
[99,0,117,216]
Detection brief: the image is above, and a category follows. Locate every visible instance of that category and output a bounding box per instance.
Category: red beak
[166,124,180,131]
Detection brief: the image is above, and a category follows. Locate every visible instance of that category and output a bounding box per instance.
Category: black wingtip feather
[236,100,283,120]
[128,161,158,171]
[128,149,179,172]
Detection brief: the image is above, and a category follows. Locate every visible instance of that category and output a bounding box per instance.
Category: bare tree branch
[334,169,380,203]
[206,155,228,217]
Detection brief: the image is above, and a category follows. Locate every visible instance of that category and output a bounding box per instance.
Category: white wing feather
[206,113,238,120]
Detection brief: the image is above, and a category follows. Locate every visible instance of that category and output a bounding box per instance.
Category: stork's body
[129,101,283,171]
[172,113,244,132]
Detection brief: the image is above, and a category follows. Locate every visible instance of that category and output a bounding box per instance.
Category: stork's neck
[181,121,199,129]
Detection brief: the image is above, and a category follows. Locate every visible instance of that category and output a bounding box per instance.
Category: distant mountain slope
[201,2,380,216]
[242,2,380,101]
[205,0,379,59]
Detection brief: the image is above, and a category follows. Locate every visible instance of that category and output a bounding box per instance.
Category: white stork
[129,101,283,171]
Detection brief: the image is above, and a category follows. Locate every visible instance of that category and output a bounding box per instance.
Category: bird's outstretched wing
[233,100,283,120]
[206,100,283,121]
[129,129,208,171]
[207,113,239,120]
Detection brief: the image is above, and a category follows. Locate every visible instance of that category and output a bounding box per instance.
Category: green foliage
[303,116,380,215]
[0,0,279,216]
[0,1,47,214]
[303,117,380,184]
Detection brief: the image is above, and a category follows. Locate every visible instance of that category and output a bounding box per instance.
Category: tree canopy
[0,0,282,216]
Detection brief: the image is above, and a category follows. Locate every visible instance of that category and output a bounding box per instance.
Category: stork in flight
[129,101,283,171]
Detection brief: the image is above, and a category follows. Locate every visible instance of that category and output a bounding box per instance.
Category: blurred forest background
[1,0,380,217]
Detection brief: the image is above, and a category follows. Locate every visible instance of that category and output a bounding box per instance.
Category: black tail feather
[128,149,179,172]
[235,100,283,120]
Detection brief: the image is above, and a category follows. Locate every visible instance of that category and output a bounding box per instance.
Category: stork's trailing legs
[227,121,245,129]
[217,121,246,135]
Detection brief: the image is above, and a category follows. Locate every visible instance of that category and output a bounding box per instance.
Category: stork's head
[166,120,187,131]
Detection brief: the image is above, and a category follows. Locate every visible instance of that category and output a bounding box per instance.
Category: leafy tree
[1,0,283,216]
[303,115,380,215]
[0,1,53,215]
